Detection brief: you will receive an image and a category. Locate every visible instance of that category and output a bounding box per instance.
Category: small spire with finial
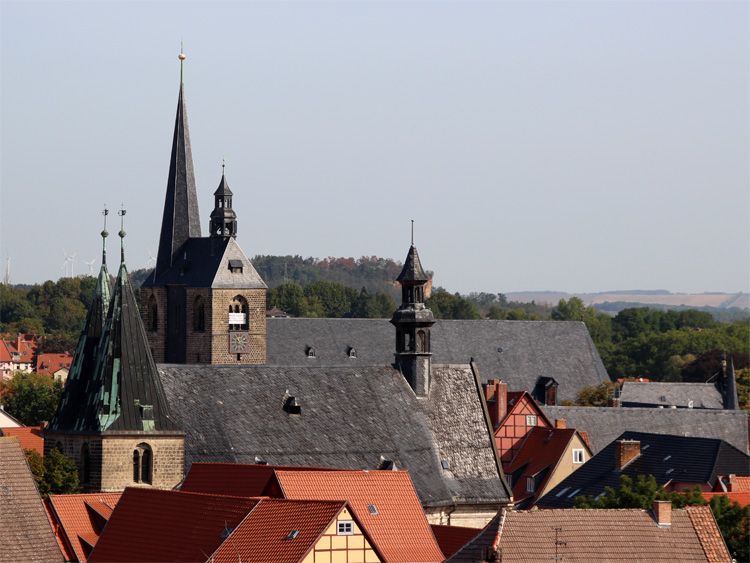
[221,157,225,177]
[101,206,109,264]
[178,41,186,83]
[411,219,414,246]
[118,206,127,264]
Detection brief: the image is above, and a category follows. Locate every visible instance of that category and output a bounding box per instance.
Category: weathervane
[179,41,186,82]
[101,205,109,264]
[118,206,127,263]
[411,219,414,246]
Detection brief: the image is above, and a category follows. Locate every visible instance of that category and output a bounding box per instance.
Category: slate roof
[0,437,62,563]
[398,244,429,282]
[461,507,731,562]
[541,405,749,454]
[158,363,510,508]
[0,426,44,456]
[45,492,122,562]
[266,318,609,401]
[142,236,266,289]
[619,382,724,409]
[537,432,750,509]
[154,79,202,277]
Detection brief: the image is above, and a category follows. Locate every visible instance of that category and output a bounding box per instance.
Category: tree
[710,494,750,562]
[25,448,80,497]
[552,298,612,347]
[573,381,615,407]
[0,372,62,425]
[268,282,306,316]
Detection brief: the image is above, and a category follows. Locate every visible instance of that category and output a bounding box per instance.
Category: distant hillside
[506,290,750,310]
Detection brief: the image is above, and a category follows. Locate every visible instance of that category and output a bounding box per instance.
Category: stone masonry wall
[44,433,103,492]
[210,288,266,364]
[100,436,185,492]
[185,288,212,364]
[141,287,167,363]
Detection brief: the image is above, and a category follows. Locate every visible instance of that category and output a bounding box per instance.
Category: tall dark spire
[155,49,202,275]
[724,356,739,410]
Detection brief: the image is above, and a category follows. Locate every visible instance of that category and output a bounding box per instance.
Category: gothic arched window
[417,330,427,353]
[133,443,153,484]
[193,296,206,332]
[229,295,249,331]
[80,443,91,485]
[148,295,158,333]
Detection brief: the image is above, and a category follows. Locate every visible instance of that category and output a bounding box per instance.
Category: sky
[1,1,748,294]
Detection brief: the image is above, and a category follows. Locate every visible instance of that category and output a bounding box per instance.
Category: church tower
[141,51,267,365]
[46,213,185,492]
[390,234,435,397]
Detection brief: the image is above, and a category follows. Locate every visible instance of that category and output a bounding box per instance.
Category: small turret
[210,162,238,239]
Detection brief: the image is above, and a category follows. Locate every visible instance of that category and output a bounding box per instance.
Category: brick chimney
[653,500,671,527]
[483,379,508,429]
[554,419,567,429]
[615,439,640,469]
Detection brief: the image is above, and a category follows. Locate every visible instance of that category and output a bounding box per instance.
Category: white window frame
[337,521,354,536]
[572,448,585,464]
[526,477,535,493]
[526,414,537,427]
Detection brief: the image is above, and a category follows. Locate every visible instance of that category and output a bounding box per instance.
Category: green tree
[304,281,357,317]
[0,372,62,425]
[710,495,750,562]
[268,282,306,316]
[573,381,616,407]
[552,298,612,347]
[427,288,480,320]
[25,448,80,497]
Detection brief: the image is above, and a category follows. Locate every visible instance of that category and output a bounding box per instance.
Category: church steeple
[390,225,435,397]
[155,49,202,275]
[210,161,238,238]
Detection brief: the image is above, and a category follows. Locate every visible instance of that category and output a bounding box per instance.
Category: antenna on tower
[411,219,414,246]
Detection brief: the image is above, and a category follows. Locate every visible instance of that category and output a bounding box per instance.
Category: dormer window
[306,346,316,359]
[228,259,243,274]
[348,347,357,359]
[526,477,535,493]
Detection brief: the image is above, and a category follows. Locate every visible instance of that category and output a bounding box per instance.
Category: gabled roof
[505,427,588,507]
[397,245,429,282]
[208,500,367,563]
[45,492,122,562]
[457,507,730,562]
[89,489,259,563]
[541,406,749,454]
[0,426,44,456]
[500,390,553,428]
[0,406,23,427]
[619,382,724,409]
[36,353,73,377]
[431,524,482,560]
[538,432,750,509]
[274,469,444,562]
[265,318,609,402]
[0,437,63,562]
[142,236,266,289]
[155,79,202,277]
[159,363,509,508]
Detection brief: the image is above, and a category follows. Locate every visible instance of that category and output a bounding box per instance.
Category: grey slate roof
[619,382,724,409]
[537,431,750,509]
[0,437,63,563]
[266,318,609,402]
[541,405,749,454]
[142,237,266,289]
[158,363,510,508]
[155,80,202,277]
[397,245,429,282]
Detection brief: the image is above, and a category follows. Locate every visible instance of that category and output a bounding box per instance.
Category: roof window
[306,346,316,359]
[283,395,301,415]
[348,346,357,359]
[286,530,300,540]
[555,487,570,497]
[567,488,581,498]
[228,259,243,273]
[441,459,450,470]
[367,504,379,515]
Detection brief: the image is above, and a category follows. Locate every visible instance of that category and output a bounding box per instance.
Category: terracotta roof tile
[45,492,122,562]
[36,353,73,377]
[1,426,45,456]
[686,506,732,563]
[89,489,259,562]
[729,475,750,492]
[209,499,351,563]
[276,469,444,562]
[431,524,482,558]
[0,437,62,562]
[702,491,750,507]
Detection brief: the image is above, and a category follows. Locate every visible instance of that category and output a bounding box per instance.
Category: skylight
[367,504,379,515]
[555,487,570,497]
[567,488,581,498]
[286,530,300,540]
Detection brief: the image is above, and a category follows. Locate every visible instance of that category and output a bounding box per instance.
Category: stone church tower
[141,54,267,365]
[46,222,184,492]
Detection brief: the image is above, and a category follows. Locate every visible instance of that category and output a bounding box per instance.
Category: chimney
[615,439,640,469]
[17,333,22,353]
[483,379,507,428]
[554,419,567,429]
[652,500,671,527]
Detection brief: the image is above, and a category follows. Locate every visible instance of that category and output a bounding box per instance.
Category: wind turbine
[85,259,96,275]
[146,251,156,269]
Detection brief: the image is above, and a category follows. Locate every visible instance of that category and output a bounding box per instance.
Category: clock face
[229,332,250,354]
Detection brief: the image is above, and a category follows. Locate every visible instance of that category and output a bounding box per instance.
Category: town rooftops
[0,425,44,456]
[541,405,749,454]
[45,492,122,562]
[264,318,609,402]
[159,363,510,509]
[537,432,750,509]
[619,381,724,409]
[0,437,62,562]
[449,505,731,562]
[36,353,73,377]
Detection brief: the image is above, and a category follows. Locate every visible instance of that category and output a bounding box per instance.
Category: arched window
[193,296,206,332]
[417,330,427,353]
[80,443,91,484]
[148,295,158,333]
[229,295,249,331]
[132,443,153,484]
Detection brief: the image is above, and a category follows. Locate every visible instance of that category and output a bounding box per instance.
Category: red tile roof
[36,353,73,376]
[431,524,481,558]
[209,499,355,563]
[702,492,750,507]
[89,489,260,563]
[729,475,750,492]
[1,426,44,456]
[451,508,731,562]
[3,334,37,364]
[0,341,12,363]
[505,426,587,505]
[0,437,63,562]
[276,469,444,562]
[45,492,122,562]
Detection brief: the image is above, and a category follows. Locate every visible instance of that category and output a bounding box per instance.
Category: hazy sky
[1,1,748,294]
